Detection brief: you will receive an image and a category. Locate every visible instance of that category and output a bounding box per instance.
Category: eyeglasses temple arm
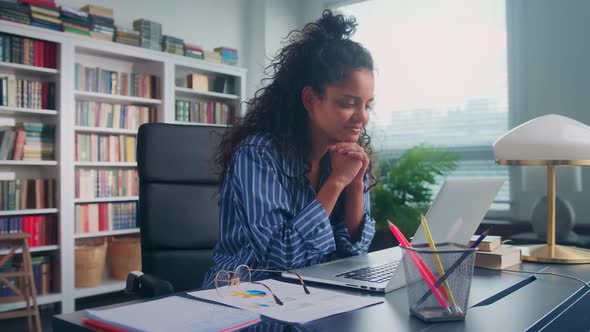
[251,281,284,305]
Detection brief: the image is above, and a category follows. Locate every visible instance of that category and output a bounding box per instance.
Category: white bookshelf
[0,245,59,255]
[0,106,58,116]
[74,91,162,105]
[175,87,239,100]
[0,208,58,216]
[0,293,62,312]
[0,19,246,314]
[74,126,138,135]
[0,61,59,75]
[74,196,139,204]
[74,161,137,167]
[74,228,140,239]
[0,160,57,166]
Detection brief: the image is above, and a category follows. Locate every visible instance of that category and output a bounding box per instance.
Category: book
[186,73,208,91]
[474,245,521,270]
[469,235,502,252]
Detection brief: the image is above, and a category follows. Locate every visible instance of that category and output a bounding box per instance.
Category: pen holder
[401,243,476,322]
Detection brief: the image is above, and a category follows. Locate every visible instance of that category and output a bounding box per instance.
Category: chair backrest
[137,123,224,291]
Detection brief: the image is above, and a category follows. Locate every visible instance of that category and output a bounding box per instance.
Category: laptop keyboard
[334,260,400,283]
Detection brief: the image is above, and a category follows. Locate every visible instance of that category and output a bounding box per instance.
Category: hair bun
[303,9,357,41]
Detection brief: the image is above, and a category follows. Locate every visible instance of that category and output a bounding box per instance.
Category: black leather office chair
[126,123,224,297]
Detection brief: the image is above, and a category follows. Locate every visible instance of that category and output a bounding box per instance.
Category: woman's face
[305,68,375,144]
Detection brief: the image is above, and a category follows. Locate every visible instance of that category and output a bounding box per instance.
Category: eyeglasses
[214,264,310,305]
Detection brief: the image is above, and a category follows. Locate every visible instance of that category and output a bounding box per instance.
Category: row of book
[75,133,136,163]
[0,215,57,247]
[0,120,55,161]
[0,178,55,210]
[0,32,57,68]
[74,63,158,99]
[75,169,138,199]
[0,254,55,297]
[0,75,56,110]
[175,100,234,125]
[76,101,155,130]
[75,201,137,234]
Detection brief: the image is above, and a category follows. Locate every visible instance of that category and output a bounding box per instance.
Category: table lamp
[493,114,590,263]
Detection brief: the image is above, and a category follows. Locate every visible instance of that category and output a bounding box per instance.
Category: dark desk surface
[54,263,590,332]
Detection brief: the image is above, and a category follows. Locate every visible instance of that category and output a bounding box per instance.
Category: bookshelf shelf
[74,126,138,135]
[74,280,126,299]
[74,91,162,105]
[0,61,59,75]
[0,245,59,255]
[74,162,137,167]
[0,208,58,216]
[74,196,139,204]
[171,120,229,128]
[175,87,238,100]
[0,293,62,312]
[0,106,58,116]
[0,160,57,166]
[74,228,140,239]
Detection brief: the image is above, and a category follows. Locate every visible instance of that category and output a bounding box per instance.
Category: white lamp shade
[521,166,583,192]
[493,114,590,160]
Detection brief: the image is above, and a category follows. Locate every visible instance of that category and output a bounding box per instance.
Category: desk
[54,262,590,331]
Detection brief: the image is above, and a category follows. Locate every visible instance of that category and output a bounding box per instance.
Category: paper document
[188,279,383,324]
[85,296,261,332]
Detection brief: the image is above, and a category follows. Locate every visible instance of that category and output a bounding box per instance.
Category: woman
[203,10,376,287]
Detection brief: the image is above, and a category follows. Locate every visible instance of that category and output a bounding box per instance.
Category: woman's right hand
[328,148,363,189]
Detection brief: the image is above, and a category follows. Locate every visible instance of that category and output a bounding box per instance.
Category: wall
[507,0,590,224]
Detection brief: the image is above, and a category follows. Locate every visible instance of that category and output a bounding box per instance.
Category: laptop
[282,177,505,293]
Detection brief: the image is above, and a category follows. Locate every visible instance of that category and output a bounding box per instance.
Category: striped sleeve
[332,187,376,256]
[232,145,336,270]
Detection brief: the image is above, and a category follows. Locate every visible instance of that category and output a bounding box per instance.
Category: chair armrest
[126,271,175,298]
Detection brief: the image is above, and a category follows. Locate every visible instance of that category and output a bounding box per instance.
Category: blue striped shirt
[202,134,376,287]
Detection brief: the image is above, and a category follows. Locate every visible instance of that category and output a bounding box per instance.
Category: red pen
[388,220,450,310]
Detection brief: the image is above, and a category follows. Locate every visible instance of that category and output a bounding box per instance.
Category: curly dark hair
[217,9,376,189]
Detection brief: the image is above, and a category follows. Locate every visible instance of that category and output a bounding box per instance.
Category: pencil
[387,220,450,311]
[420,214,459,312]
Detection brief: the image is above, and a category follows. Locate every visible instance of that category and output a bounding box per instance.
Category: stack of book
[114,27,140,47]
[162,35,183,55]
[59,6,89,36]
[0,0,30,25]
[204,50,221,64]
[24,0,61,31]
[21,122,54,160]
[133,18,161,51]
[471,235,522,269]
[214,47,238,65]
[184,43,203,60]
[81,4,114,42]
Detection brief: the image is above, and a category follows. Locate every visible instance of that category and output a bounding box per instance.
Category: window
[337,0,510,210]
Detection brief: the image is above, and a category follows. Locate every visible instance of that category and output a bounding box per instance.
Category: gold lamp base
[498,159,590,265]
[518,244,590,264]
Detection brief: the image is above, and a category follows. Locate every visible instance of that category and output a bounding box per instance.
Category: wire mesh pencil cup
[401,243,476,322]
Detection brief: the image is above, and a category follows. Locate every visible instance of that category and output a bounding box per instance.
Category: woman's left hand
[328,143,369,189]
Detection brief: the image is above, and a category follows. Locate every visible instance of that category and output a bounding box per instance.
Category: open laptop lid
[411,177,505,246]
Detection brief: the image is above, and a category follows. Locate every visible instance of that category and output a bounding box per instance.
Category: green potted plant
[370,145,460,250]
